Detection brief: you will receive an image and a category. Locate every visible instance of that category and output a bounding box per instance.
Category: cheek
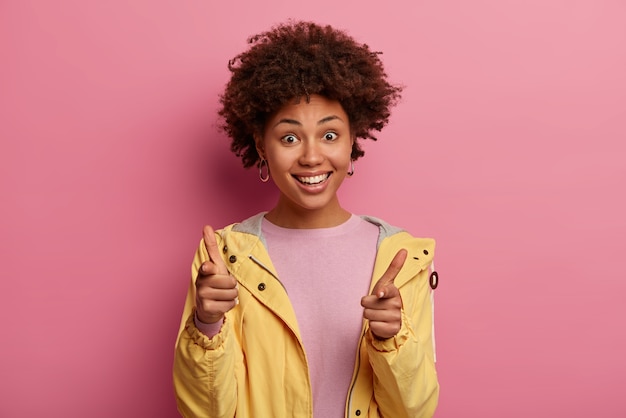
[334,146,354,166]
[266,152,291,174]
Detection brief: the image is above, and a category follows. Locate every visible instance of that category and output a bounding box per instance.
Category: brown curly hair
[218,21,403,168]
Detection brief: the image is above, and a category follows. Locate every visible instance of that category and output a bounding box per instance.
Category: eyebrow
[272,115,344,128]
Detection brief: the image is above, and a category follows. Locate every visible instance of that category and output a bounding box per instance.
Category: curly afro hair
[218,20,403,168]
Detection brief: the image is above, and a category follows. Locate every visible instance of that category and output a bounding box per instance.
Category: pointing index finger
[203,225,228,274]
[373,249,407,297]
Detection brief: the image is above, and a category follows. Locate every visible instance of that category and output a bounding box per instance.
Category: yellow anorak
[174,213,439,417]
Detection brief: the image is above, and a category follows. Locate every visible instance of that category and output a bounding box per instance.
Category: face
[256,95,354,226]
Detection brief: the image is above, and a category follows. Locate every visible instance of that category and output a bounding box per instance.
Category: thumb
[203,225,228,275]
[372,249,407,298]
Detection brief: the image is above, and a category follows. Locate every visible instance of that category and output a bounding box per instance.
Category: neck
[265,197,351,229]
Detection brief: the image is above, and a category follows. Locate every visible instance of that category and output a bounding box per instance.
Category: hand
[195,225,238,324]
[361,249,407,340]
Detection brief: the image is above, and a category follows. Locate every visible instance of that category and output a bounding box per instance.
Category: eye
[281,134,299,144]
[323,132,338,141]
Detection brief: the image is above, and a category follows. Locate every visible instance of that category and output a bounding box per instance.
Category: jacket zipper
[345,324,367,417]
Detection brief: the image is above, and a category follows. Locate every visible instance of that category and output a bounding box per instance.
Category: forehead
[267,95,349,126]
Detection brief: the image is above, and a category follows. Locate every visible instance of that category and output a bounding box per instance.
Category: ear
[254,133,265,159]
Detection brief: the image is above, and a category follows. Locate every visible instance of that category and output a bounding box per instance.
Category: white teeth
[297,174,329,184]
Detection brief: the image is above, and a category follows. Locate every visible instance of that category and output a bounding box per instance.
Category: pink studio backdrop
[1,1,625,417]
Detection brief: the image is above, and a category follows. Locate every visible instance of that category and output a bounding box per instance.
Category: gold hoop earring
[259,159,270,182]
[347,160,355,177]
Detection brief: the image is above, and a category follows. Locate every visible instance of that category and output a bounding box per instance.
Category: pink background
[1,1,625,417]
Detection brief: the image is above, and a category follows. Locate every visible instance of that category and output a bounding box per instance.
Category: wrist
[195,309,224,325]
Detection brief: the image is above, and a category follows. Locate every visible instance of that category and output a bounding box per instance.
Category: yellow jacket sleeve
[173,240,238,418]
[365,256,439,417]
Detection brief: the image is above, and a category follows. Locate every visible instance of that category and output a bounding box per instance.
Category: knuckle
[200,300,213,312]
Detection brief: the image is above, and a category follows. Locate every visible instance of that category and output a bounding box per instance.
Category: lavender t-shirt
[262,214,379,417]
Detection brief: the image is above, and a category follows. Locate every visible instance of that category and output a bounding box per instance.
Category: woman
[174,21,439,418]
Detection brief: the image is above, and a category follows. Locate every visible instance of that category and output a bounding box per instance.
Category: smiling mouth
[295,173,331,185]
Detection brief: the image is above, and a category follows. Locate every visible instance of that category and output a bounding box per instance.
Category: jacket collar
[231,212,406,250]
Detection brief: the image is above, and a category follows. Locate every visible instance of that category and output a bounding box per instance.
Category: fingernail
[378,291,384,298]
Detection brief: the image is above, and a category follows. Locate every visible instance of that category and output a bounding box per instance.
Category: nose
[298,139,324,166]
